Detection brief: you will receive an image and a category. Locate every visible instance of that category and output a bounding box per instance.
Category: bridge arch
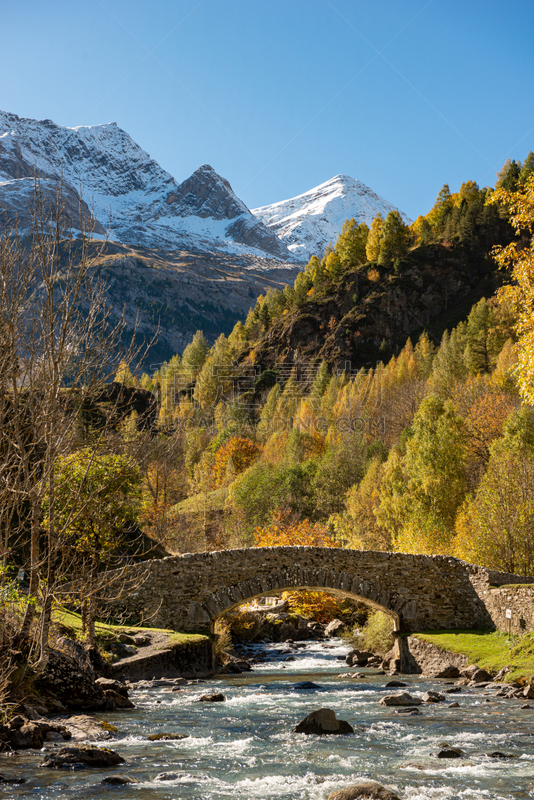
[186,565,405,632]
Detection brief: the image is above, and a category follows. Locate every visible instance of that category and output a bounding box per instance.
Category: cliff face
[244,243,501,372]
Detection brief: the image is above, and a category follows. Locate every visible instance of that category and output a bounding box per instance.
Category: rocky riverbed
[2,639,534,798]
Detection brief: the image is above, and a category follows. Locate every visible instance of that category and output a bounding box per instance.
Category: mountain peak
[253,175,411,262]
[169,164,247,221]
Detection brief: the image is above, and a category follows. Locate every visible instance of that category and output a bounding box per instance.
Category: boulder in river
[147,733,189,741]
[0,774,27,784]
[485,751,516,760]
[379,693,422,706]
[40,745,125,769]
[155,772,182,781]
[291,681,323,690]
[328,780,401,800]
[62,715,118,741]
[102,775,137,784]
[345,649,374,666]
[394,707,422,715]
[293,708,353,735]
[436,747,463,758]
[422,691,445,703]
[198,693,226,702]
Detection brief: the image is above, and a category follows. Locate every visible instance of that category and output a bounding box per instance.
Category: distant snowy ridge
[0,111,410,267]
[0,110,291,261]
[252,174,411,263]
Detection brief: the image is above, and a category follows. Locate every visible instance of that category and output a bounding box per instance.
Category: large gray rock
[422,691,445,703]
[461,664,492,682]
[62,715,118,742]
[40,746,125,769]
[328,781,401,800]
[36,650,108,711]
[379,693,422,706]
[293,708,353,735]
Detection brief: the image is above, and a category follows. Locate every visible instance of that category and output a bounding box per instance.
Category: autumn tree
[212,436,261,487]
[366,213,383,261]
[453,408,534,574]
[335,219,369,267]
[378,210,411,265]
[44,448,142,643]
[489,173,534,403]
[377,395,466,554]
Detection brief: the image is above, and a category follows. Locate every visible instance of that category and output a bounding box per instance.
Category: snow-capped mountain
[252,174,411,263]
[0,110,290,260]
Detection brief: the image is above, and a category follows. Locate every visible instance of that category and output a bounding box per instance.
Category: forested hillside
[128,154,534,576]
[2,156,534,681]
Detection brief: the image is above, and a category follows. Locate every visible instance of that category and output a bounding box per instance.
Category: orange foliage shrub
[282,591,348,624]
[212,436,261,487]
[253,512,338,548]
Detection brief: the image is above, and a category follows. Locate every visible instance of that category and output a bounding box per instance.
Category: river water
[3,640,534,799]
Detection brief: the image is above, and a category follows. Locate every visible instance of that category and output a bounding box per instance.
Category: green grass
[53,608,208,646]
[173,487,228,515]
[414,630,534,682]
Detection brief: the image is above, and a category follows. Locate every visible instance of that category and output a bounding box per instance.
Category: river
[3,640,534,799]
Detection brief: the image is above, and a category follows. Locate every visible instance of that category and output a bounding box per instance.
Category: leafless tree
[0,180,150,670]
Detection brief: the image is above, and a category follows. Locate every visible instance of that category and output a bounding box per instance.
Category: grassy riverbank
[54,608,208,647]
[415,630,534,683]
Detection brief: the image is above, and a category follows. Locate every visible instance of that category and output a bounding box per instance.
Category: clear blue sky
[2,0,534,220]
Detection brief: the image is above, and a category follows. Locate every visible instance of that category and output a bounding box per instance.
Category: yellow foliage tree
[489,174,534,403]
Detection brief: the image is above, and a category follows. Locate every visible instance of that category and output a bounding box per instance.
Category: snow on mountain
[252,174,412,263]
[0,110,290,261]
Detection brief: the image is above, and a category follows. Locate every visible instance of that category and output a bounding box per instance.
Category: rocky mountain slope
[0,110,290,260]
[240,243,502,374]
[80,241,299,363]
[253,174,411,262]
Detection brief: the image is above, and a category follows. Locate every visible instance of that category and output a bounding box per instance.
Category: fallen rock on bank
[293,708,353,735]
[0,716,72,750]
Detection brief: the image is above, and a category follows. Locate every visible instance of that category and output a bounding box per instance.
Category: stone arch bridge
[107,547,533,636]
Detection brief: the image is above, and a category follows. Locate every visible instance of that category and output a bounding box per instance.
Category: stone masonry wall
[102,547,531,634]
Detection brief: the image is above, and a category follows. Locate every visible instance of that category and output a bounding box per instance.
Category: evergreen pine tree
[464,298,498,374]
[496,159,520,191]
